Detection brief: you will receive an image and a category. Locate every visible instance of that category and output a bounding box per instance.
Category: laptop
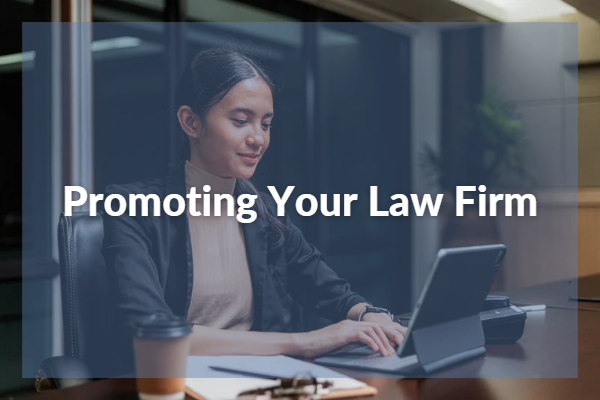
[315,244,506,375]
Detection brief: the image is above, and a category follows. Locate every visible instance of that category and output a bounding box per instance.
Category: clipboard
[185,377,377,400]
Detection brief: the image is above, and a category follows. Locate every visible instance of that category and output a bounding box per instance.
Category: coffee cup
[133,314,192,400]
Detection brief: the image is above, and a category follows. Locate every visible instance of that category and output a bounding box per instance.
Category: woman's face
[181,76,273,180]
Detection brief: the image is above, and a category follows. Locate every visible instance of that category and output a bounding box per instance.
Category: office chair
[36,212,111,391]
[37,212,305,391]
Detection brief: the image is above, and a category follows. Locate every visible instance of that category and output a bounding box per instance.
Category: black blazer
[101,161,366,373]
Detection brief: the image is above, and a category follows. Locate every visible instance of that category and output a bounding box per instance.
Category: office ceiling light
[0,37,141,72]
[91,36,141,52]
[0,51,35,66]
[451,0,577,21]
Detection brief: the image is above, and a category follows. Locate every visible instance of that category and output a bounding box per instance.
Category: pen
[208,366,279,379]
[519,304,546,312]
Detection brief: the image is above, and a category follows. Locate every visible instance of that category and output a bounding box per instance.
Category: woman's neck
[185,160,236,196]
[187,154,233,179]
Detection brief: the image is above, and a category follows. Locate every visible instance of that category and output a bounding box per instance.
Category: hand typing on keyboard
[361,312,408,347]
[293,319,403,359]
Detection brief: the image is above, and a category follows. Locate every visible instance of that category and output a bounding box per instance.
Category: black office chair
[37,211,306,391]
[36,212,111,391]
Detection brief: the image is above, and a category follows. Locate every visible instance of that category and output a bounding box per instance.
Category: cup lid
[133,314,192,339]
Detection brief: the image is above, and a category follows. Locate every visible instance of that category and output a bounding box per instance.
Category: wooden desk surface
[499,274,600,312]
[20,281,600,400]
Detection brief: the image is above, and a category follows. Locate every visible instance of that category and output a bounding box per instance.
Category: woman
[102,48,406,373]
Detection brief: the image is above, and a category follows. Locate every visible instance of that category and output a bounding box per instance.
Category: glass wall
[314,23,411,311]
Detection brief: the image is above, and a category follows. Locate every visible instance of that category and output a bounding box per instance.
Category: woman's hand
[187,317,407,359]
[293,319,404,359]
[361,313,407,347]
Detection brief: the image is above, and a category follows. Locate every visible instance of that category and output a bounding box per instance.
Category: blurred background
[2,0,598,396]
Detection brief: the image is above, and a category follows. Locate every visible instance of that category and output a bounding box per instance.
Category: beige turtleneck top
[185,161,254,331]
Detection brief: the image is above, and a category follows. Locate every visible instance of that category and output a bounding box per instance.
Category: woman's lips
[238,153,259,165]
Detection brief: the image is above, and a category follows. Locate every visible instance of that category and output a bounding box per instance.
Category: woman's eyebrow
[230,107,274,118]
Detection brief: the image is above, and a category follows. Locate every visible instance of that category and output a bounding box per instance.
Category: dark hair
[174,48,287,246]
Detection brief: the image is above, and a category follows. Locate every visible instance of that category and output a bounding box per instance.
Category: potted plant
[421,89,535,265]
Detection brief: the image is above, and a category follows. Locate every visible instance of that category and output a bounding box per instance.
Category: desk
[20,284,600,400]
[499,274,600,312]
